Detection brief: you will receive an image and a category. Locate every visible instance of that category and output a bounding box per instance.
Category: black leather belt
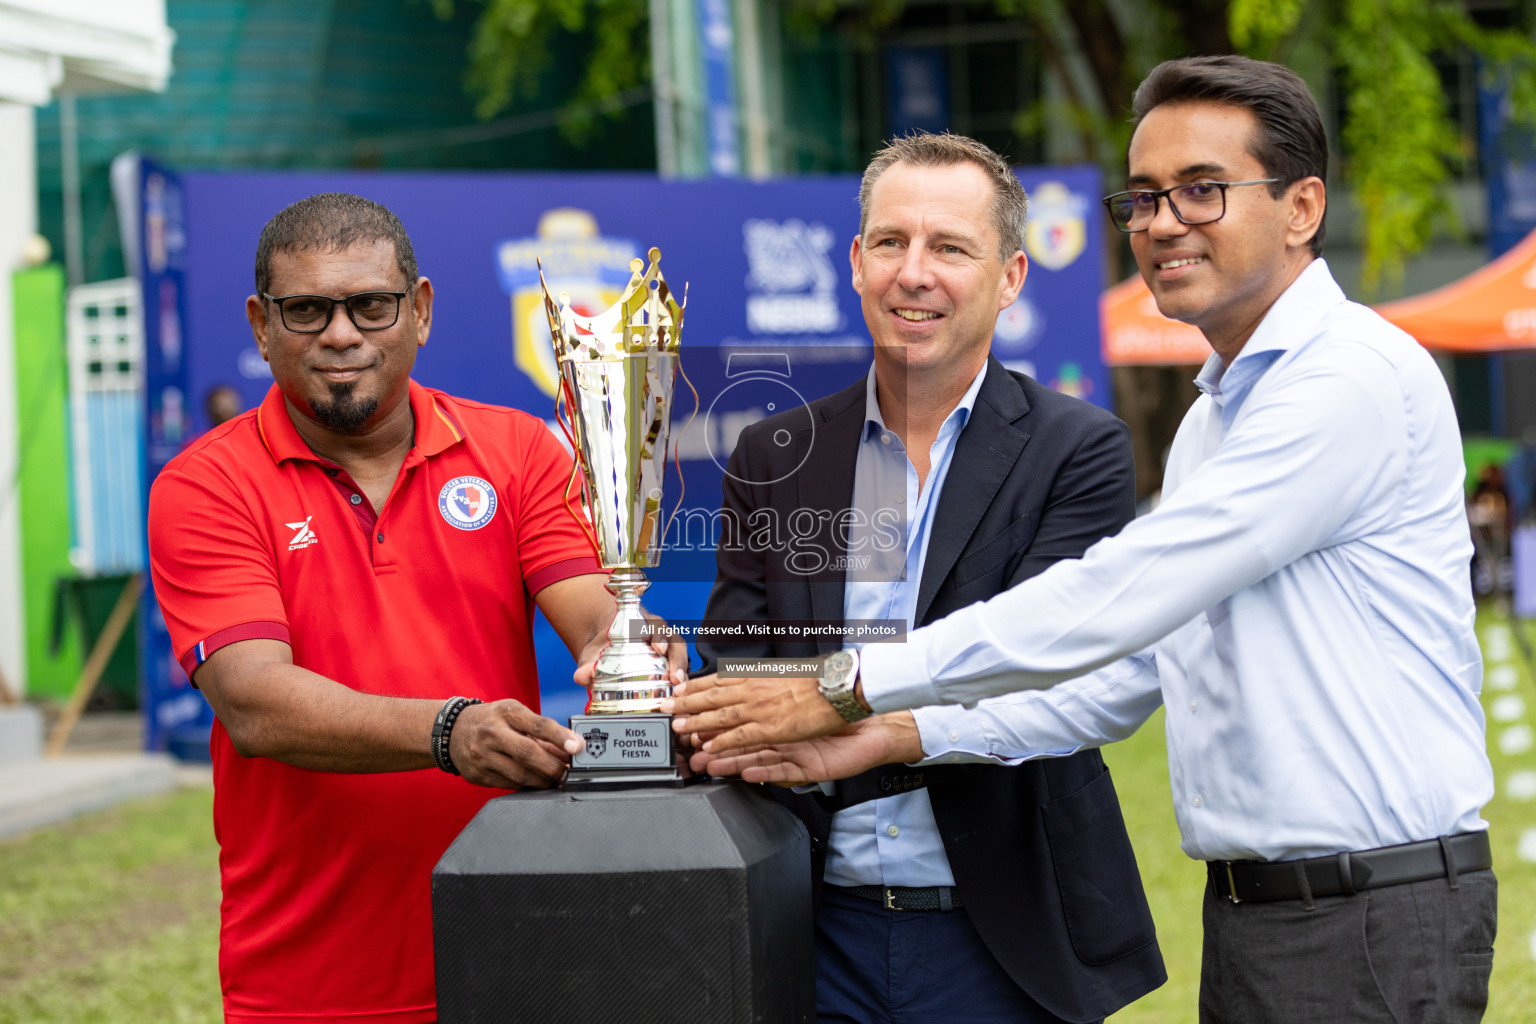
[836,884,965,912]
[1208,831,1492,904]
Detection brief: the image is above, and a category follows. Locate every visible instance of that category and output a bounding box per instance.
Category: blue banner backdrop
[1479,73,1536,259]
[698,0,741,178]
[135,157,218,754]
[138,165,1104,739]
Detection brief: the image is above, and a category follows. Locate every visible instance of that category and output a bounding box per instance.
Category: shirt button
[1189,699,1198,712]
[350,494,362,505]
[1192,795,1204,808]
[376,532,385,543]
[948,730,960,743]
[880,434,891,445]
[887,825,899,838]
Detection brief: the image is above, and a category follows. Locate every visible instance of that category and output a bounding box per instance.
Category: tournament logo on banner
[1024,181,1088,271]
[496,209,639,397]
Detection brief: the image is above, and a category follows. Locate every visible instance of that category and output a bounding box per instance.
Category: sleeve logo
[438,476,499,530]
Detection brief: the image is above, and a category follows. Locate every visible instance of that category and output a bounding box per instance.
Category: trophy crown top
[538,247,685,361]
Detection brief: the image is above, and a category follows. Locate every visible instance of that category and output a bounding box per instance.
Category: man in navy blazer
[695,133,1164,1024]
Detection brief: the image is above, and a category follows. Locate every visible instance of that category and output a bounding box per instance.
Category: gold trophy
[540,248,687,787]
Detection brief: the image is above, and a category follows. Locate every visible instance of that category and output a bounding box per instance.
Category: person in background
[203,383,243,427]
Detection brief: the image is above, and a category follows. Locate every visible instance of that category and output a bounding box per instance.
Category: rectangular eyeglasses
[262,290,409,333]
[1102,180,1280,233]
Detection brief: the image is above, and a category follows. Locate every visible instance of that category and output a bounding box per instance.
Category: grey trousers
[1199,868,1497,1024]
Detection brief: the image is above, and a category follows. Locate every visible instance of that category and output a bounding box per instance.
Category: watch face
[824,650,853,679]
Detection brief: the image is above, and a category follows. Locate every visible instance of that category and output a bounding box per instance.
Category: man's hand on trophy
[647,610,691,684]
[448,699,584,789]
[566,631,683,682]
[663,674,847,752]
[691,713,923,785]
[570,611,689,692]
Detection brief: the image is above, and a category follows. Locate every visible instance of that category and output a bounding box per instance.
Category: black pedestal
[432,781,814,1024]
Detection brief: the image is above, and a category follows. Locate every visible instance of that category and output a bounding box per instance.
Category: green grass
[1102,706,1205,1022]
[1107,604,1536,1022]
[0,787,221,1022]
[3,605,1534,1022]
[1472,607,1536,1017]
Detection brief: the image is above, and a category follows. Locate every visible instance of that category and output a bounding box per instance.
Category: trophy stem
[587,569,672,715]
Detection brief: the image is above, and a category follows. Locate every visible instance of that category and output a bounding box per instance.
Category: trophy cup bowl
[541,248,688,787]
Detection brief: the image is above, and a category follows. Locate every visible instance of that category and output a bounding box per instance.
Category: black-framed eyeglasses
[261,290,411,333]
[1101,179,1281,233]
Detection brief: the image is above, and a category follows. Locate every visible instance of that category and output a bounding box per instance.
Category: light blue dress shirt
[822,363,986,889]
[860,260,1494,863]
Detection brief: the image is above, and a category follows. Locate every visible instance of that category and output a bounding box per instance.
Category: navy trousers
[814,885,1098,1024]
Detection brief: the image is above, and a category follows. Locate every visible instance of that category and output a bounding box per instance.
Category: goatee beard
[311,381,379,433]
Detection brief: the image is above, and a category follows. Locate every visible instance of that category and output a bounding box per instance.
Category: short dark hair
[254,193,418,295]
[859,132,1029,260]
[1132,55,1328,256]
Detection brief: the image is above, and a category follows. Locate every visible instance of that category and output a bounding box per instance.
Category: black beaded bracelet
[431,696,482,776]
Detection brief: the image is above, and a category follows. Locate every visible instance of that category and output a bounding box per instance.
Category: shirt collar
[254,379,465,465]
[1194,258,1346,398]
[861,360,988,442]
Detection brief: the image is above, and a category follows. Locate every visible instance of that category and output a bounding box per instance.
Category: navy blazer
[698,357,1165,1022]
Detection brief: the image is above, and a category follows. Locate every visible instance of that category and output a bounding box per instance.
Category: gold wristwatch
[817,650,869,723]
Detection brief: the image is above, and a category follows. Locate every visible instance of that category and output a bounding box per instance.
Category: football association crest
[438,476,498,531]
[1024,182,1088,271]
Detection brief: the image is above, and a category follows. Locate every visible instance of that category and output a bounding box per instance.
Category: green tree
[449,0,1536,291]
[433,0,650,143]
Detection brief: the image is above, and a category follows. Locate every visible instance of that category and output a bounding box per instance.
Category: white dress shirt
[824,364,978,888]
[825,363,1107,887]
[860,259,1494,862]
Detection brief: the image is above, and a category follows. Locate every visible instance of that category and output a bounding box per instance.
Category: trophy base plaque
[565,712,684,790]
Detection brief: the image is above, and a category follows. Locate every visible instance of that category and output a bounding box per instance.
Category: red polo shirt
[148,380,602,1024]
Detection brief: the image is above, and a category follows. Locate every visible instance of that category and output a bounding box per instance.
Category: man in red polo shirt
[148,193,674,1023]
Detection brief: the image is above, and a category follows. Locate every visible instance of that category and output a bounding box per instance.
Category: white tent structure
[0,1,173,699]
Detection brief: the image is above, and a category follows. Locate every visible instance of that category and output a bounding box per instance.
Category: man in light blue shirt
[674,57,1497,1023]
[693,133,1164,1023]
[822,362,984,894]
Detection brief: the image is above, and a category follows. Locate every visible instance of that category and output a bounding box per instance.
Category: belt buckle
[1224,862,1243,904]
[884,888,900,911]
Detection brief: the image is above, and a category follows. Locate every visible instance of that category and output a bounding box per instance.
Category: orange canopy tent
[1101,228,1536,365]
[1374,228,1536,351]
[1100,275,1210,366]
